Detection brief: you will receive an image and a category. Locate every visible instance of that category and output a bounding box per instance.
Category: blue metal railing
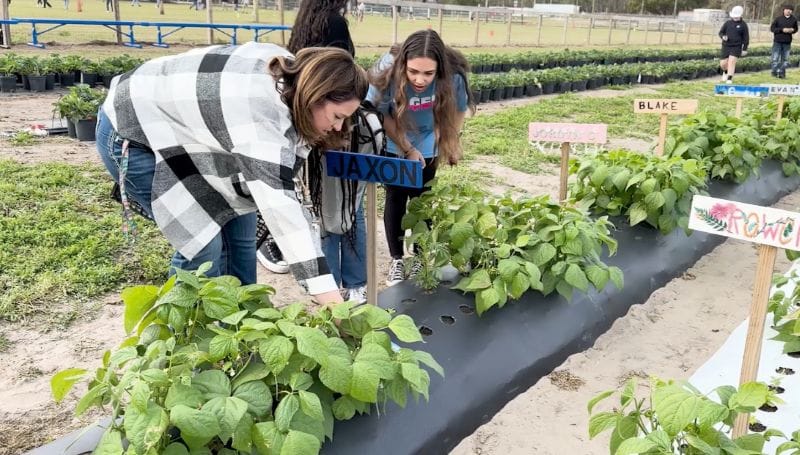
[4,18,291,48]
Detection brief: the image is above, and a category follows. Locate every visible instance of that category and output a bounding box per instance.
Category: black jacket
[771,14,799,43]
[719,19,750,50]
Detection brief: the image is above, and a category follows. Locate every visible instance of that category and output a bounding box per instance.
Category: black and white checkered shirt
[102,42,335,294]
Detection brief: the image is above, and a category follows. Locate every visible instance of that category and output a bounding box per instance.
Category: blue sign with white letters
[714,84,770,98]
[325,151,423,188]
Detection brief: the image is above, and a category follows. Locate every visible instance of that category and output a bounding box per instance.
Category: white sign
[688,195,800,251]
[761,84,800,96]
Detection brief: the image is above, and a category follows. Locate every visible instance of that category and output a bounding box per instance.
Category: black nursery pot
[102,74,114,87]
[572,80,588,91]
[513,86,524,98]
[59,72,76,87]
[27,75,47,92]
[0,75,16,92]
[503,86,514,99]
[557,81,572,93]
[490,88,503,101]
[81,72,98,86]
[75,118,97,141]
[540,82,555,94]
[480,89,491,103]
[45,73,56,90]
[67,119,77,139]
[611,76,625,85]
[524,84,541,97]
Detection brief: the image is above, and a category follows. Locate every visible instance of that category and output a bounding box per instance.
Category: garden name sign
[326,151,423,305]
[760,84,800,120]
[528,122,608,202]
[714,84,770,118]
[689,195,800,438]
[633,98,698,156]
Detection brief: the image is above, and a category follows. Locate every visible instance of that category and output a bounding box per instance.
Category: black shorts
[721,45,742,59]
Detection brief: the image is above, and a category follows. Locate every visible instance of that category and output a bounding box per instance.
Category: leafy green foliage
[665,111,765,183]
[51,268,442,454]
[53,83,107,121]
[588,377,787,455]
[768,270,800,357]
[9,131,36,146]
[763,119,800,177]
[402,180,622,313]
[569,149,707,234]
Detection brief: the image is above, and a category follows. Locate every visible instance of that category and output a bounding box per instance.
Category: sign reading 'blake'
[325,151,423,188]
[633,99,698,114]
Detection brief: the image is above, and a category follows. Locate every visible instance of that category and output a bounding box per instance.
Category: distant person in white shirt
[357,0,365,22]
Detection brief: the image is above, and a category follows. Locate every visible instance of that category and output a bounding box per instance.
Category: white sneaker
[407,258,423,280]
[256,234,289,274]
[346,286,367,304]
[386,259,405,286]
[721,72,728,82]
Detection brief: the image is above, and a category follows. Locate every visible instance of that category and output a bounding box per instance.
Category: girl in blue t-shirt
[367,29,475,286]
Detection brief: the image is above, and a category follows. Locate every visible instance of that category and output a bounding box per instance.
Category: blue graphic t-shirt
[367,54,468,159]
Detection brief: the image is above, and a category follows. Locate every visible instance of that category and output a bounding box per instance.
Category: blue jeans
[321,205,366,288]
[95,110,257,284]
[772,42,792,73]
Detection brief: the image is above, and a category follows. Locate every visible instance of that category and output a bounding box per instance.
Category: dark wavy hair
[369,29,475,166]
[287,0,351,55]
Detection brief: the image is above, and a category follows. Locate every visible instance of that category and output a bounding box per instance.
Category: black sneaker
[256,216,289,274]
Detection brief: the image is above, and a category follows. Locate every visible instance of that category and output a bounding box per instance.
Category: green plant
[402,181,622,313]
[665,111,765,184]
[768,270,800,355]
[52,266,442,454]
[53,84,107,121]
[0,53,22,76]
[9,131,36,146]
[568,150,708,234]
[763,119,800,176]
[588,377,787,455]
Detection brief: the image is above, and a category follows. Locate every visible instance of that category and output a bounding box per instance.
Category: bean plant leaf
[350,361,381,402]
[355,344,395,379]
[259,335,295,376]
[610,416,639,455]
[253,421,283,455]
[124,401,169,453]
[645,429,672,451]
[585,265,610,290]
[165,383,204,410]
[450,222,474,249]
[191,371,231,401]
[728,382,769,412]
[587,390,614,414]
[209,334,238,362]
[616,437,657,455]
[233,380,272,418]
[275,394,300,432]
[202,396,249,444]
[51,368,87,403]
[170,405,220,449]
[412,351,445,377]
[280,430,321,455]
[319,355,353,395]
[298,390,324,421]
[564,264,589,292]
[628,202,648,226]
[476,212,498,238]
[476,286,500,314]
[332,396,358,420]
[652,385,700,437]
[388,315,423,343]
[609,267,624,289]
[509,273,530,299]
[122,285,159,334]
[294,326,330,365]
[530,243,557,266]
[94,429,125,455]
[685,433,718,453]
[588,411,618,439]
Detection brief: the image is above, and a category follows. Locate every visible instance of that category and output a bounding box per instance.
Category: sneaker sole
[386,278,404,287]
[257,251,290,274]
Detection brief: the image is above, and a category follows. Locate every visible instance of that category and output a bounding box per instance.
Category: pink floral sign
[688,195,800,251]
[528,122,607,144]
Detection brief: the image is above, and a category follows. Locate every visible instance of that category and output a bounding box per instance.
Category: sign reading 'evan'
[761,84,800,96]
[634,99,698,114]
[325,151,423,189]
[689,195,800,251]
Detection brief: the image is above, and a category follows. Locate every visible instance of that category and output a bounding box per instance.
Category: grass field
[4,0,774,50]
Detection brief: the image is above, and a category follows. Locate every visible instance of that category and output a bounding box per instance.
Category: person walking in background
[719,5,749,84]
[95,44,368,307]
[357,1,365,22]
[771,4,798,78]
[367,30,475,286]
[105,0,113,12]
[63,0,68,10]
[130,0,140,6]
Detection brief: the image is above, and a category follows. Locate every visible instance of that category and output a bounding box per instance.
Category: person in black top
[719,5,749,83]
[257,0,357,277]
[770,4,798,78]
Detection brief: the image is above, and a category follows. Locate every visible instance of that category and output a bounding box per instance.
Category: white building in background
[530,3,580,14]
[690,8,727,22]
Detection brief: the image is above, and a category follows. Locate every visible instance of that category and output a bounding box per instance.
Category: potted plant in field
[60,55,85,88]
[51,266,442,454]
[20,56,47,92]
[53,84,107,141]
[0,54,20,93]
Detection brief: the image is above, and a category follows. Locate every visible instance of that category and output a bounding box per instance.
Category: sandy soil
[0,85,794,455]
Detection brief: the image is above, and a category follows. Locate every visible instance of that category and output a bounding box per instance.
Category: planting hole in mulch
[458,304,475,315]
[401,298,417,305]
[440,315,456,325]
[440,280,453,286]
[749,422,767,432]
[768,385,785,394]
[419,325,433,336]
[548,369,585,391]
[776,367,796,375]
[759,404,779,412]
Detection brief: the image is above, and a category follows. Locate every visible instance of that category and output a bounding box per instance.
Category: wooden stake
[366,183,378,305]
[113,0,122,44]
[253,0,259,23]
[0,0,10,48]
[392,4,399,44]
[735,98,744,118]
[777,95,786,121]
[278,0,285,45]
[536,15,543,45]
[562,15,568,45]
[607,18,613,45]
[438,8,443,36]
[473,11,480,45]
[732,244,778,438]
[656,113,668,156]
[626,20,632,44]
[587,17,594,45]
[206,0,214,44]
[506,11,512,46]
[559,142,570,203]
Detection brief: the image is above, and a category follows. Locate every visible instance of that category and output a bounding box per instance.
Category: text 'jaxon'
[325,151,423,188]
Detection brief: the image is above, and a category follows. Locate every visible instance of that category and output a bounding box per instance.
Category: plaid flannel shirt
[101,42,336,294]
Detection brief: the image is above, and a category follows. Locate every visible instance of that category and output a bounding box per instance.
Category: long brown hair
[269,47,367,146]
[369,29,475,165]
